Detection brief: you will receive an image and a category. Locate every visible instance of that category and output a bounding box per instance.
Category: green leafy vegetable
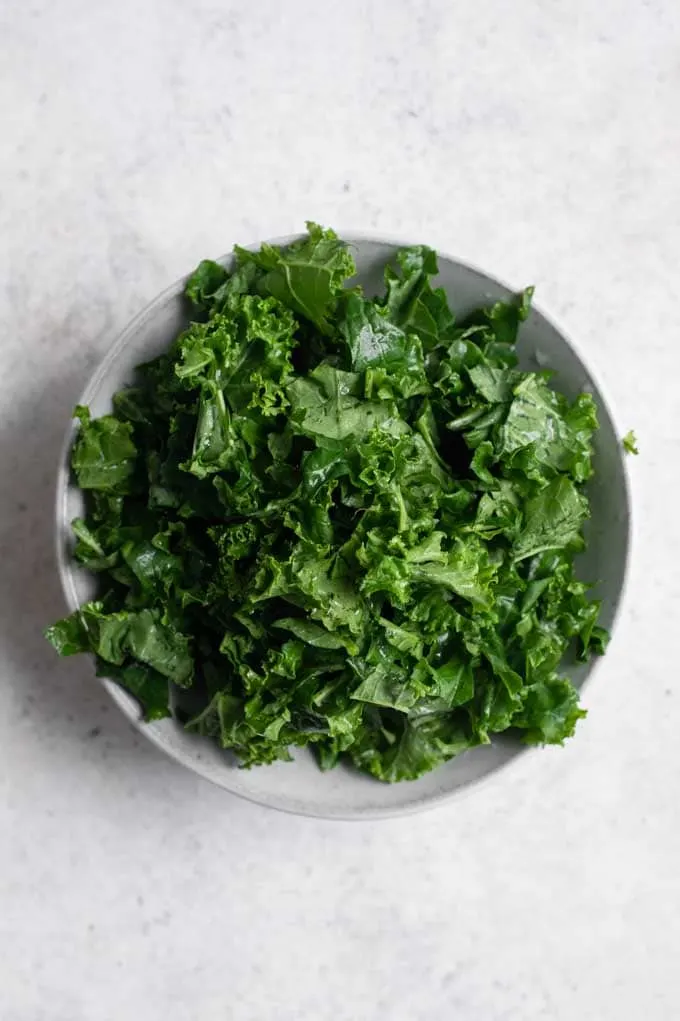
[70,406,137,491]
[622,430,638,455]
[233,222,357,335]
[46,224,607,782]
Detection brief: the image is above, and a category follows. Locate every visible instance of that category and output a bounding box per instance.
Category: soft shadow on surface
[0,355,184,782]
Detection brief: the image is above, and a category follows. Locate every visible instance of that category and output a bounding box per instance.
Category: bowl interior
[57,236,630,818]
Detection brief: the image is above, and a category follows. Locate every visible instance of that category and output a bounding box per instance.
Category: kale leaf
[622,430,639,455]
[46,225,607,782]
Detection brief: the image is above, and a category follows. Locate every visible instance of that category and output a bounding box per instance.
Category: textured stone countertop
[1,2,679,1019]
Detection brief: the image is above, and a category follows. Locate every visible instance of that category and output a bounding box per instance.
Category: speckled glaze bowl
[56,235,632,818]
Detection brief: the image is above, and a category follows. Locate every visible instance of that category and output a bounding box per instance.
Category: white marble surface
[1,1,679,1018]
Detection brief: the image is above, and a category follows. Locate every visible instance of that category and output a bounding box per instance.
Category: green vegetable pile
[46,224,607,782]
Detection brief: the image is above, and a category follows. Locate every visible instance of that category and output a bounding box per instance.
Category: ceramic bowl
[56,235,631,818]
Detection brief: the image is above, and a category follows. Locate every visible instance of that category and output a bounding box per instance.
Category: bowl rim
[54,231,633,819]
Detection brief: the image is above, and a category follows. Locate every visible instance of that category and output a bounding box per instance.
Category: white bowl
[56,235,631,818]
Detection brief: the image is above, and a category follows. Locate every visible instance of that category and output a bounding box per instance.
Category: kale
[622,430,639,455]
[45,224,607,782]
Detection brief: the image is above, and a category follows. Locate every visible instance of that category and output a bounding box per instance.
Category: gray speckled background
[1,2,678,1019]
